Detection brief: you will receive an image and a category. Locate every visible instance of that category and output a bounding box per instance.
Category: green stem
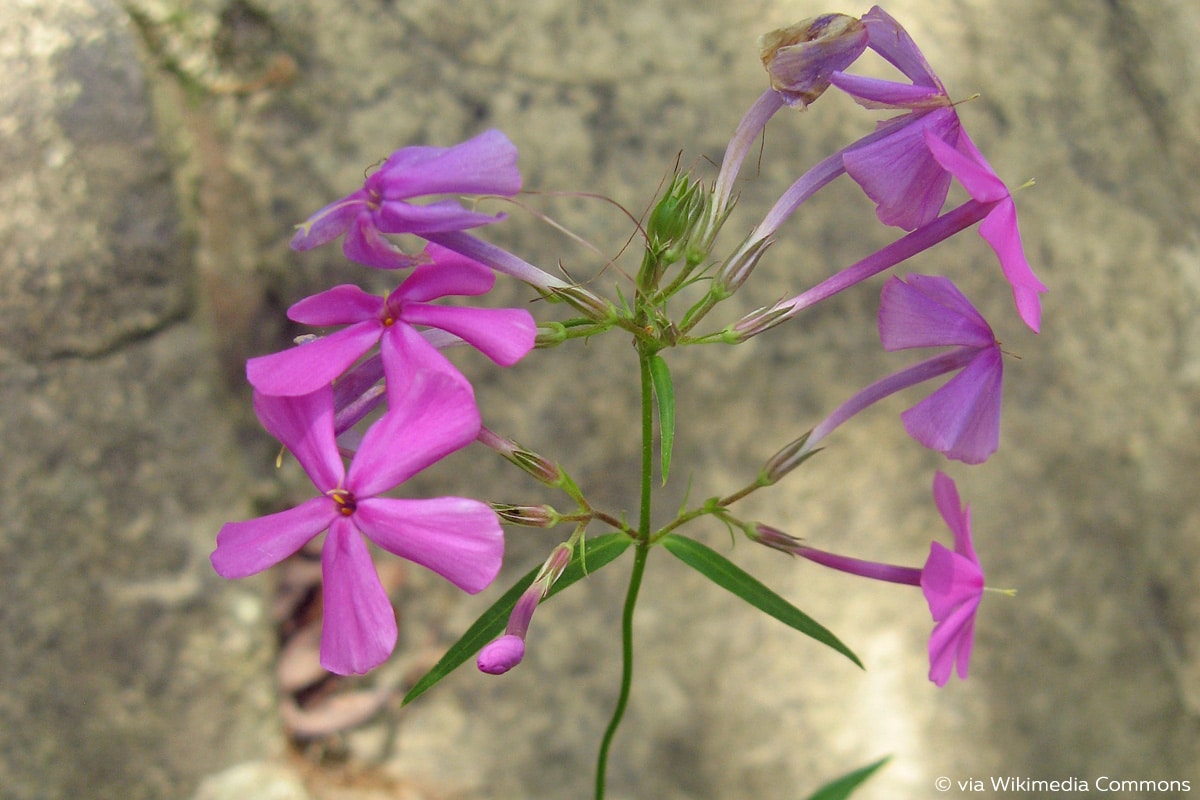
[594,342,658,799]
[593,542,649,800]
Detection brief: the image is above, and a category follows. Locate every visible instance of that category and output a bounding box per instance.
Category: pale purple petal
[251,388,344,489]
[246,322,383,397]
[980,198,1047,333]
[901,346,1003,464]
[879,274,994,351]
[376,199,506,235]
[211,496,336,578]
[401,304,536,367]
[290,191,370,252]
[319,518,398,675]
[354,496,504,594]
[927,594,980,686]
[289,285,384,326]
[844,109,960,230]
[924,128,1007,203]
[342,212,428,269]
[478,634,526,675]
[860,5,942,89]
[346,369,480,496]
[830,71,947,110]
[375,129,521,199]
[395,249,496,302]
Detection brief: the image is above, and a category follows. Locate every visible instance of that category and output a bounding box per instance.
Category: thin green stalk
[594,343,658,799]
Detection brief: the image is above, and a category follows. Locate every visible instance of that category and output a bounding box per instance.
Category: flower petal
[830,71,947,110]
[290,191,370,252]
[319,517,398,675]
[246,321,383,398]
[342,212,428,269]
[211,496,336,578]
[355,496,504,593]
[395,248,496,302]
[347,368,480,496]
[926,594,980,686]
[379,322,472,394]
[923,127,1007,203]
[932,470,977,561]
[860,5,942,90]
[375,129,521,199]
[901,346,1003,464]
[844,109,960,230]
[376,199,507,235]
[921,541,984,620]
[879,274,994,351]
[289,285,384,326]
[979,198,1047,333]
[401,304,536,367]
[251,388,345,489]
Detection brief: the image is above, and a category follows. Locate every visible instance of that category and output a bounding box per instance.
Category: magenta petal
[342,213,427,269]
[289,285,383,326]
[377,199,506,235]
[246,321,383,398]
[830,72,947,110]
[927,597,979,686]
[380,323,472,393]
[252,388,344,489]
[347,369,480,496]
[478,634,526,675]
[319,518,398,675]
[377,129,521,199]
[932,471,977,561]
[901,347,1003,464]
[402,305,536,367]
[921,541,984,619]
[860,6,941,89]
[979,199,1046,333]
[355,497,504,593]
[879,275,994,350]
[845,109,960,231]
[290,191,370,252]
[212,497,336,578]
[396,252,496,302]
[924,128,1007,203]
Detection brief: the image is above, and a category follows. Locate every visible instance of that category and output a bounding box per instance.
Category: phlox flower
[211,372,503,675]
[246,244,536,398]
[831,5,961,231]
[290,129,521,269]
[769,471,985,686]
[784,274,1003,465]
[924,129,1047,332]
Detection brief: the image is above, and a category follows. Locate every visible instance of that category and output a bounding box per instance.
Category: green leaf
[805,757,891,800]
[648,353,674,485]
[660,533,862,668]
[402,532,632,705]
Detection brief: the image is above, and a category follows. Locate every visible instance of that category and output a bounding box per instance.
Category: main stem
[594,343,657,799]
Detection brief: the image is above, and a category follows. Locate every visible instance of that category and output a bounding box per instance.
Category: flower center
[329,488,357,515]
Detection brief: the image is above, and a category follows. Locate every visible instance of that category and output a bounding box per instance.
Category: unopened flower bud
[646,173,709,266]
[760,431,818,484]
[477,427,563,485]
[492,503,561,528]
[714,234,774,296]
[759,14,867,109]
[548,284,616,323]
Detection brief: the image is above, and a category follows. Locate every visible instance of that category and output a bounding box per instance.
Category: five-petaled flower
[247,243,536,398]
[290,129,522,269]
[211,371,503,675]
[772,471,985,686]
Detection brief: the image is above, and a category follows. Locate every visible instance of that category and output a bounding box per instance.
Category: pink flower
[924,129,1047,332]
[246,244,536,397]
[211,372,503,675]
[290,129,521,269]
[775,471,985,686]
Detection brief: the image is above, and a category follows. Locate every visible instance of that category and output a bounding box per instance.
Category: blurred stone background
[3,0,1198,798]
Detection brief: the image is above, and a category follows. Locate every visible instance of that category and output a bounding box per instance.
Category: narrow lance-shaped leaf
[806,757,892,800]
[649,353,675,485]
[661,533,862,667]
[402,533,633,705]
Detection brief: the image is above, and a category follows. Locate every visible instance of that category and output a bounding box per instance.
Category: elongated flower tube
[247,244,536,398]
[761,471,985,686]
[211,372,503,675]
[290,129,521,269]
[782,275,1003,466]
[477,542,574,675]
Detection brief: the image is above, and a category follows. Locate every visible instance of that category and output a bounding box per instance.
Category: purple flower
[290,129,521,269]
[211,372,503,675]
[783,274,1002,465]
[477,542,573,675]
[924,129,1047,332]
[774,471,985,686]
[246,244,536,397]
[880,274,1004,464]
[831,6,961,231]
[923,470,985,686]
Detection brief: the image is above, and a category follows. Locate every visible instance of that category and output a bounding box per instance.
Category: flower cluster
[213,131,542,675]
